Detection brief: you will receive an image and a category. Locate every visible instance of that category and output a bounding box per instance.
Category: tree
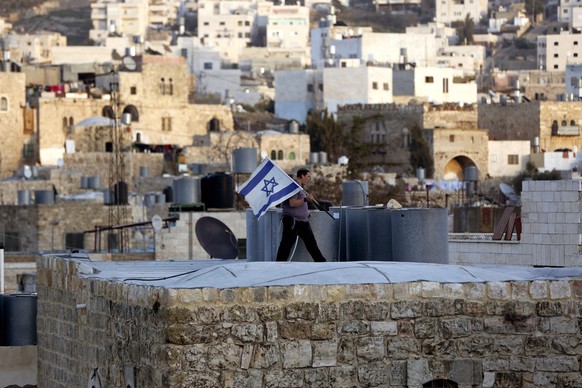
[455,14,475,45]
[524,0,545,23]
[409,125,434,178]
[306,109,345,161]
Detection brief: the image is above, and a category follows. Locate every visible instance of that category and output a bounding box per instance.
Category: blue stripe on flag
[256,182,300,217]
[239,160,274,197]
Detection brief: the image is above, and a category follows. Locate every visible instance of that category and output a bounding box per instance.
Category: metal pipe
[1,245,4,294]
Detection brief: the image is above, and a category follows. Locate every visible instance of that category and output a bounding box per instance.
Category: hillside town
[2,0,582,387]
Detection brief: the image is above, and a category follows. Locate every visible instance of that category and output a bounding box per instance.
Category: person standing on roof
[276,168,327,262]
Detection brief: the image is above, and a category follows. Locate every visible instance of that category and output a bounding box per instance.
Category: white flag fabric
[237,157,302,219]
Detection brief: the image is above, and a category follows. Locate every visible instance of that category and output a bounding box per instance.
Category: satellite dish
[151,215,163,232]
[23,165,32,179]
[499,182,520,205]
[195,217,238,259]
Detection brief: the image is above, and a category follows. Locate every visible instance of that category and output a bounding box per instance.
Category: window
[245,21,250,26]
[219,21,225,26]
[571,120,576,125]
[168,79,174,96]
[278,150,284,160]
[270,150,277,159]
[562,120,567,126]
[162,117,172,131]
[0,97,7,111]
[130,86,137,95]
[425,76,434,83]
[449,135,455,142]
[554,65,559,69]
[554,41,559,46]
[554,53,559,58]
[318,83,323,92]
[307,84,314,93]
[204,62,213,70]
[289,152,295,160]
[62,117,68,130]
[160,77,166,95]
[372,82,378,90]
[443,78,449,93]
[66,233,85,250]
[491,154,497,162]
[238,21,243,26]
[383,83,389,90]
[575,41,579,45]
[508,154,519,165]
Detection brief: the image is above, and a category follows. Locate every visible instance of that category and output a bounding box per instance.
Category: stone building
[35,55,234,166]
[478,100,582,153]
[36,254,582,387]
[0,71,26,178]
[336,103,489,180]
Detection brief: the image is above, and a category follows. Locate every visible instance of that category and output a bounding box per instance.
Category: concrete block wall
[449,179,582,267]
[36,255,582,388]
[154,211,247,260]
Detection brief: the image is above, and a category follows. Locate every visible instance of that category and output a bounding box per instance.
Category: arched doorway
[443,155,477,180]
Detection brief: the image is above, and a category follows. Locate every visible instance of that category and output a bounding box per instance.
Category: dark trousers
[276,215,326,262]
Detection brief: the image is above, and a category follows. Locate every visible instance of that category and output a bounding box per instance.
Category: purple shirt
[281,191,308,222]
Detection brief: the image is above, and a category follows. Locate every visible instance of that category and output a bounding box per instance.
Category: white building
[436,45,486,72]
[310,21,373,69]
[530,150,582,172]
[557,0,582,27]
[274,64,393,123]
[89,0,150,45]
[266,6,310,50]
[4,32,67,64]
[537,32,582,71]
[393,66,478,105]
[565,63,582,99]
[329,31,444,68]
[274,69,320,123]
[487,140,530,177]
[435,0,488,24]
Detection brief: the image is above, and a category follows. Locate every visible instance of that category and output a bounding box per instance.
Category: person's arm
[288,192,314,207]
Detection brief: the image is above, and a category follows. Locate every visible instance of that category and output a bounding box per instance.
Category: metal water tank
[80,176,90,189]
[342,180,368,206]
[289,121,299,133]
[319,151,328,164]
[345,207,370,261]
[233,148,258,174]
[17,190,31,206]
[0,294,37,346]
[366,208,393,261]
[172,176,201,204]
[309,152,319,164]
[34,190,54,205]
[390,208,449,264]
[201,173,234,209]
[88,176,101,189]
[103,189,113,205]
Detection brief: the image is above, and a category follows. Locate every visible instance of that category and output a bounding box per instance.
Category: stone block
[339,320,370,335]
[370,321,397,336]
[356,337,385,362]
[337,338,356,364]
[456,336,492,357]
[365,301,391,320]
[264,369,303,388]
[406,358,431,386]
[311,323,336,340]
[535,356,579,371]
[285,302,318,320]
[312,340,338,367]
[279,321,312,339]
[357,364,390,386]
[251,344,279,369]
[207,342,242,370]
[414,317,438,338]
[440,318,472,338]
[421,337,455,356]
[329,367,358,387]
[391,300,423,319]
[231,323,265,342]
[280,340,312,369]
[257,304,283,322]
[387,338,420,360]
[493,336,524,355]
[536,301,563,317]
[487,281,511,299]
[304,368,329,388]
[539,316,579,334]
[549,281,571,299]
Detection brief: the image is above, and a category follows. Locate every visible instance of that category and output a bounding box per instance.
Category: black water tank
[163,185,174,203]
[201,173,234,209]
[114,181,128,205]
[0,294,37,346]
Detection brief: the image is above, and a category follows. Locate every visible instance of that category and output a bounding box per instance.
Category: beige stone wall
[0,72,26,177]
[478,101,582,153]
[432,128,489,180]
[37,255,582,387]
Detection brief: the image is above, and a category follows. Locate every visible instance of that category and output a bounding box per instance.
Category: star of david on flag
[237,157,302,219]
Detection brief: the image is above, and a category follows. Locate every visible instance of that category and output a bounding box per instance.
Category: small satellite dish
[151,215,163,232]
[499,182,520,204]
[195,217,238,259]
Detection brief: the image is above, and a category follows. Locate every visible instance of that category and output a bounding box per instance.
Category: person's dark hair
[297,168,310,178]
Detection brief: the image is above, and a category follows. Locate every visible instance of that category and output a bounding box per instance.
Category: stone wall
[0,72,26,177]
[37,255,582,387]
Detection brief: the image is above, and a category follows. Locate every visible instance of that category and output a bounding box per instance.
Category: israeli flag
[237,157,302,219]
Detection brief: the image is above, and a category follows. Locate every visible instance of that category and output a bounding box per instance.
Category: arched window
[208,117,220,132]
[123,105,140,123]
[571,120,576,126]
[169,78,174,95]
[160,78,166,95]
[62,117,68,130]
[270,150,277,159]
[135,132,142,143]
[402,127,410,148]
[68,117,74,127]
[102,106,115,119]
[288,151,296,160]
[0,97,8,111]
[423,379,458,388]
[552,120,558,135]
[278,150,284,160]
[561,120,567,126]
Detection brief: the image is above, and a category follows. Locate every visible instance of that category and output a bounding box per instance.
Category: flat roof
[62,255,582,289]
